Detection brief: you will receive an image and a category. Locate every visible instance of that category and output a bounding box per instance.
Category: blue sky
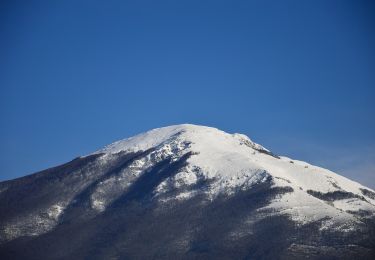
[1,0,374,188]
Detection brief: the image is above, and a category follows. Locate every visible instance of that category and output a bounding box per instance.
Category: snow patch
[2,203,65,242]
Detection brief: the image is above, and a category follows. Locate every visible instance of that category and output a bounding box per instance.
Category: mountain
[1,124,375,259]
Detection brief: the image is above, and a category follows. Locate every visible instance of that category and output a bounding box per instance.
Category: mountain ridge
[1,124,374,259]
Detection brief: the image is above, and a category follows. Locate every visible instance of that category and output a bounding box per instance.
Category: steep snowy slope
[1,124,374,259]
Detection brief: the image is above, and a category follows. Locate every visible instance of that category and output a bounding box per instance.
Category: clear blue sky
[1,0,374,188]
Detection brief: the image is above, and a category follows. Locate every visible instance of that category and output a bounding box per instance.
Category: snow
[3,124,375,243]
[333,198,375,216]
[262,188,359,225]
[47,204,64,220]
[2,203,65,241]
[92,124,375,222]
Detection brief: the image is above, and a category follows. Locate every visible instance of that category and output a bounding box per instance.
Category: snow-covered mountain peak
[1,124,375,258]
[92,124,375,223]
[95,124,269,156]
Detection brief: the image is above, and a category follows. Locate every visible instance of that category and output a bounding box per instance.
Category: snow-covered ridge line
[94,124,269,155]
[89,124,375,224]
[92,124,373,195]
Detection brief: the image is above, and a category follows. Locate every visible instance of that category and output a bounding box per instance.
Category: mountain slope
[1,124,374,259]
